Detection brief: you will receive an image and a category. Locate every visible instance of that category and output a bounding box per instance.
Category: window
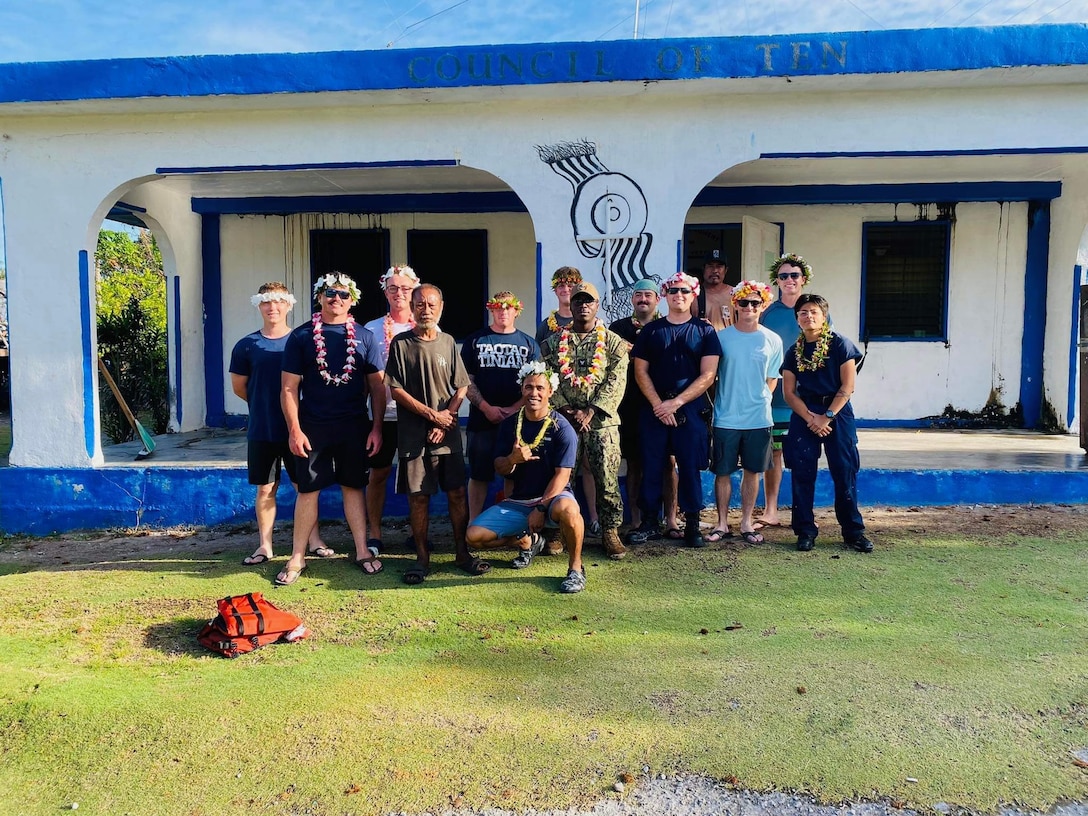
[407,229,488,341]
[862,221,950,340]
[310,229,390,323]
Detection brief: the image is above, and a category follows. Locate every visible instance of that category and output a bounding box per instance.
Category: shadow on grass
[144,616,213,657]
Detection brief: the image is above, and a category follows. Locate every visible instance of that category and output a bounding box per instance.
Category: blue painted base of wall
[2,466,1087,535]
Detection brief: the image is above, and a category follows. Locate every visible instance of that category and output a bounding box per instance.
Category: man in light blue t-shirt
[709,281,783,546]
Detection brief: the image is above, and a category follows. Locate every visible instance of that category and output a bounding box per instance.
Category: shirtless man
[691,249,735,331]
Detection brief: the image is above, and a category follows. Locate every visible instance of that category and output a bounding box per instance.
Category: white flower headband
[661,272,701,298]
[516,361,559,389]
[250,291,297,308]
[312,273,361,301]
[379,264,421,290]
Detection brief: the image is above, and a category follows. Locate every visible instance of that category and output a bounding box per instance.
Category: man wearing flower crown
[535,266,583,344]
[465,362,587,593]
[230,282,327,567]
[361,264,421,556]
[461,290,541,521]
[780,293,873,554]
[277,272,387,586]
[387,283,487,584]
[708,281,783,547]
[541,280,629,560]
[628,271,722,548]
[759,252,817,529]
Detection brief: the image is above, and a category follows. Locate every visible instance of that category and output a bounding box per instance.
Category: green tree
[96,229,168,444]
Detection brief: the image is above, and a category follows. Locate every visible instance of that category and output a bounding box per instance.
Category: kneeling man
[466,362,587,593]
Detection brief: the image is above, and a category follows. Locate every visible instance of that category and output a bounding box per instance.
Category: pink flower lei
[312,312,359,386]
[557,325,607,389]
[383,313,415,355]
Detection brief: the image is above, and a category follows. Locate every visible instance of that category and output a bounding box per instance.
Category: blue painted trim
[4,25,1088,104]
[676,239,683,274]
[201,215,225,427]
[222,414,248,431]
[173,275,183,426]
[535,242,543,328]
[158,159,459,174]
[1021,201,1050,429]
[693,181,1062,208]
[79,250,95,458]
[761,146,1088,159]
[191,192,527,216]
[1069,265,1082,431]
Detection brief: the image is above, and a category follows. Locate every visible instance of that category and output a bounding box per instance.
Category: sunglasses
[736,299,762,309]
[324,289,351,300]
[778,272,803,280]
[666,287,693,295]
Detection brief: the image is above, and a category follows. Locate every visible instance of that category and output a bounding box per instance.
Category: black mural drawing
[536,139,657,322]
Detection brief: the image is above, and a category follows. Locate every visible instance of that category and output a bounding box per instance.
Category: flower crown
[551,269,583,288]
[379,264,421,290]
[250,291,297,308]
[516,361,559,389]
[769,253,813,286]
[661,272,700,298]
[486,294,523,312]
[732,280,773,306]
[312,273,361,301]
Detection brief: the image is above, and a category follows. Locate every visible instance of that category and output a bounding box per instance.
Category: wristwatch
[533,504,548,514]
[825,409,837,419]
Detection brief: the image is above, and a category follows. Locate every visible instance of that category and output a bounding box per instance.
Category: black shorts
[397,451,467,496]
[711,427,773,476]
[466,428,499,481]
[367,420,399,470]
[294,418,370,494]
[247,440,299,486]
[618,418,641,463]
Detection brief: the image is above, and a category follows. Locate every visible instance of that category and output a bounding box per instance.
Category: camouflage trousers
[577,426,623,530]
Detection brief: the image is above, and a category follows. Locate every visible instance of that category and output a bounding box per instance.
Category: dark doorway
[683,225,742,286]
[309,229,390,323]
[407,229,488,341]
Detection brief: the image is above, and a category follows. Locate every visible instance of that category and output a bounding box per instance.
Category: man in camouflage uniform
[541,281,629,560]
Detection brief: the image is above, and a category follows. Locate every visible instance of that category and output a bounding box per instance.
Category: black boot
[683,513,705,548]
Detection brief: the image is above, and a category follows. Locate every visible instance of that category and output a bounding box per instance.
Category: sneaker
[796,534,816,552]
[560,567,587,593]
[511,533,545,569]
[625,523,656,546]
[847,535,874,553]
[602,528,626,560]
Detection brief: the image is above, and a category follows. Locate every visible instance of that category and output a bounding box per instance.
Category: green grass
[1,525,1087,815]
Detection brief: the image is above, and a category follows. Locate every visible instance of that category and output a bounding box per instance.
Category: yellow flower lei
[546,310,562,332]
[795,322,833,373]
[557,325,607,389]
[515,408,553,450]
[631,311,661,332]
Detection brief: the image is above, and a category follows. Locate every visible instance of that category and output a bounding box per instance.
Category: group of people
[228,252,872,597]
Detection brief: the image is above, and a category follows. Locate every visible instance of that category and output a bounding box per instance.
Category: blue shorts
[469,490,576,538]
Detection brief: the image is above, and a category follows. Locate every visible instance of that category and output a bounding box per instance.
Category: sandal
[274,564,305,586]
[403,566,428,585]
[704,529,729,544]
[455,556,492,576]
[355,556,384,575]
[664,527,685,540]
[241,552,270,566]
[307,545,335,558]
[738,530,765,545]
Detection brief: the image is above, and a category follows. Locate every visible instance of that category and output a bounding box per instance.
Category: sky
[1,0,1087,63]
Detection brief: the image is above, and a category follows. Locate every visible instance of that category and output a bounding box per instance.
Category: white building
[1,23,1087,475]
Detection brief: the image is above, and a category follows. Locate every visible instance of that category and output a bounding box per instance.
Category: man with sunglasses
[759,253,817,528]
[277,273,387,586]
[627,272,722,548]
[708,281,783,547]
[360,264,421,556]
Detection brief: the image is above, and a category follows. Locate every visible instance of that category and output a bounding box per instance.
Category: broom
[97,357,156,460]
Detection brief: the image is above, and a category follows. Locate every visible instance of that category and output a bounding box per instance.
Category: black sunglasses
[324,289,351,300]
[666,287,693,295]
[736,299,762,309]
[778,272,803,280]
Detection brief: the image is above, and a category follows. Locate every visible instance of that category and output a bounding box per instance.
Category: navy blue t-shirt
[780,332,862,414]
[282,320,383,425]
[494,410,578,500]
[229,330,289,442]
[630,316,722,417]
[460,328,541,431]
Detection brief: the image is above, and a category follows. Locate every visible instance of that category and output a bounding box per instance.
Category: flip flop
[739,530,765,545]
[307,545,335,558]
[403,566,428,585]
[664,527,685,540]
[355,556,384,575]
[274,565,305,586]
[755,520,784,529]
[241,552,270,566]
[366,538,382,558]
[704,529,729,544]
[454,556,492,576]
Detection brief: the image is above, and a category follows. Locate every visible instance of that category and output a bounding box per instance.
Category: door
[741,215,781,282]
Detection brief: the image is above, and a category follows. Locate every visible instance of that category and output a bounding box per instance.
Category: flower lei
[546,310,563,332]
[557,325,607,389]
[631,311,661,332]
[383,313,415,355]
[794,322,833,373]
[515,408,553,451]
[312,313,359,386]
